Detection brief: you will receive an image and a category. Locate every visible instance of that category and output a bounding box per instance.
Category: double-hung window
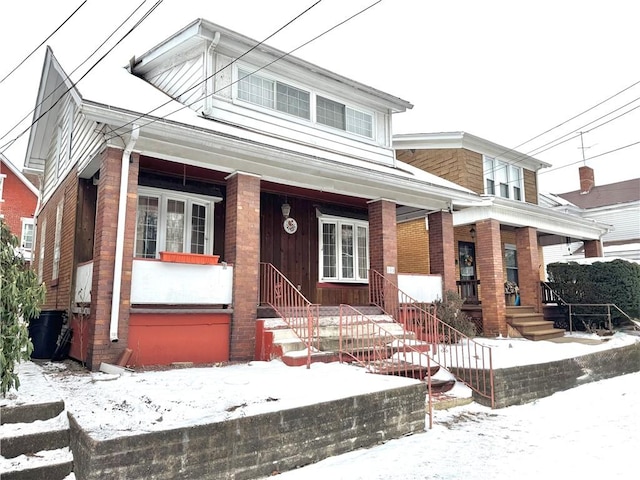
[319,216,369,282]
[505,244,518,285]
[316,96,373,138]
[237,68,310,120]
[483,156,524,201]
[135,187,219,259]
[20,218,35,260]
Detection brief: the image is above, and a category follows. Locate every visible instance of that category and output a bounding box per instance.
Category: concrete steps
[507,306,565,341]
[0,365,73,480]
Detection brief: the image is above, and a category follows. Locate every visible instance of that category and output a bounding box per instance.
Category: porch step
[506,307,565,341]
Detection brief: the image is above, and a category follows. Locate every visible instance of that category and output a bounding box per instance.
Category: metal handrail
[339,304,435,429]
[567,303,636,333]
[259,263,319,368]
[369,270,494,408]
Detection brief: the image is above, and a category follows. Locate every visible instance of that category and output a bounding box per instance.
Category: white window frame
[505,243,518,285]
[20,217,35,260]
[134,186,220,259]
[38,218,46,282]
[52,201,64,279]
[234,65,375,140]
[318,214,369,283]
[483,155,525,201]
[0,174,5,201]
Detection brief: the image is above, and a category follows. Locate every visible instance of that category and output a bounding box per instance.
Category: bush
[1,219,46,397]
[433,290,477,338]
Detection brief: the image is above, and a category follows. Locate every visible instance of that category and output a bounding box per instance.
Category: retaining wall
[69,382,427,479]
[474,341,640,408]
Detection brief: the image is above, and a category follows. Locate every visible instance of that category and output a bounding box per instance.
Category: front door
[458,241,478,302]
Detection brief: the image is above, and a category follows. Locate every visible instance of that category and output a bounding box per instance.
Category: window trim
[483,155,525,201]
[20,217,35,259]
[318,214,369,283]
[52,201,64,280]
[38,218,46,282]
[505,243,519,285]
[234,65,376,141]
[134,186,221,259]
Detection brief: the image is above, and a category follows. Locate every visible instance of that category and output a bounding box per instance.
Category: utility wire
[539,140,640,176]
[102,0,325,139]
[0,0,164,155]
[0,1,89,85]
[0,0,148,146]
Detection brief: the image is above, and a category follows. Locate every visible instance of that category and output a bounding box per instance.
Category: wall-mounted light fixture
[281,203,291,219]
[470,226,476,239]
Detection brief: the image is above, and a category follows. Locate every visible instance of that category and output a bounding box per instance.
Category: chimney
[579,165,594,194]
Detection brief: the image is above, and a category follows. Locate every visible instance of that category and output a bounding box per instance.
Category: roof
[393,131,552,172]
[558,178,640,209]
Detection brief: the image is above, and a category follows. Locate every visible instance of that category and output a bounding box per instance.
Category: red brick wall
[397,219,429,274]
[0,160,37,241]
[476,219,506,336]
[368,199,398,282]
[225,172,261,361]
[516,227,541,311]
[428,211,456,293]
[584,239,603,257]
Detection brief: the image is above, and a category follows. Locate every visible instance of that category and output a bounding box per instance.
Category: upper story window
[20,218,35,260]
[236,66,374,140]
[319,215,369,283]
[135,187,220,259]
[483,156,524,201]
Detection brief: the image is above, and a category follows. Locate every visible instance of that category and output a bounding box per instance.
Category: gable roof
[558,178,640,209]
[0,154,39,196]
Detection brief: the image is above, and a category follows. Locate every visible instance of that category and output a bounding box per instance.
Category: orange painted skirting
[159,251,220,264]
[128,312,230,366]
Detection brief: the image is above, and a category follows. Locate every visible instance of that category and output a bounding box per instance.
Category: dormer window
[237,68,310,120]
[483,155,524,201]
[235,66,375,140]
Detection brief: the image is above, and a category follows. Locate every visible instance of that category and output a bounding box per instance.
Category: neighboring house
[25,20,488,370]
[393,132,610,336]
[0,154,39,261]
[540,166,640,268]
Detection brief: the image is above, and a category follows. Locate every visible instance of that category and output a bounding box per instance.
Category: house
[25,20,488,370]
[540,166,640,267]
[393,132,610,337]
[0,154,39,261]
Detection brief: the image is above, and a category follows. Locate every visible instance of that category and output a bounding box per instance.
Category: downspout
[203,31,221,116]
[110,125,140,342]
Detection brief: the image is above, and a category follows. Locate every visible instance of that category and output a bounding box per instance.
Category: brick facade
[428,211,456,293]
[396,219,429,274]
[225,172,261,361]
[584,239,603,257]
[476,219,506,335]
[516,227,541,312]
[368,199,398,283]
[0,159,37,242]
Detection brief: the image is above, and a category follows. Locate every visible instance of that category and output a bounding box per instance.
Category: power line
[0,0,148,146]
[0,0,165,155]
[102,0,382,143]
[101,0,325,140]
[539,140,640,176]
[0,1,89,85]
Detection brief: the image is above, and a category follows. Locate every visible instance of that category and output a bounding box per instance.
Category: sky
[1,332,639,478]
[0,0,638,194]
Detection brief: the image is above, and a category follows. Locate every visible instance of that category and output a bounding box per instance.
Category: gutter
[203,32,221,116]
[110,125,140,342]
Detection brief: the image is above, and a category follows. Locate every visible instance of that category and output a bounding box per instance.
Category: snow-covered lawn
[1,331,638,479]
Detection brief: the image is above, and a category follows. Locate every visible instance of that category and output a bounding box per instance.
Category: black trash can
[29,310,65,360]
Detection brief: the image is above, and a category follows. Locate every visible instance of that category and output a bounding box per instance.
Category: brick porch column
[368,199,398,283]
[88,148,139,370]
[516,226,541,312]
[584,239,603,257]
[476,219,506,336]
[427,210,456,295]
[225,171,261,361]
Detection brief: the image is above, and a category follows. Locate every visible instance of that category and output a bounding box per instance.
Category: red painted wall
[127,313,231,366]
[0,159,37,238]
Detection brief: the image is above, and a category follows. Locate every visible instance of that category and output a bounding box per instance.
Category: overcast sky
[1,0,638,194]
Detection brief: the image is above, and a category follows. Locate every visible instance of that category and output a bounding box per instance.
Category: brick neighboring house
[0,154,39,261]
[540,166,640,266]
[25,20,488,370]
[393,132,610,335]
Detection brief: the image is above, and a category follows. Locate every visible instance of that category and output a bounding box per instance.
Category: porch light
[281,203,291,219]
[470,226,476,239]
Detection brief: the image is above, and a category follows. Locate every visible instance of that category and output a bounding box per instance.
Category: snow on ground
[1,331,639,478]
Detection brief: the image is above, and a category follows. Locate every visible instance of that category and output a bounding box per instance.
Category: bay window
[135,187,219,259]
[319,216,369,282]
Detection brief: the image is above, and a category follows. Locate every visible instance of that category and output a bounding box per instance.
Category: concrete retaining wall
[474,341,640,408]
[69,383,427,479]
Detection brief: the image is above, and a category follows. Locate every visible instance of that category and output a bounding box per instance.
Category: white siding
[146,52,206,112]
[587,204,640,243]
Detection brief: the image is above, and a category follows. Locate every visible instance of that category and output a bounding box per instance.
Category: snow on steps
[0,364,73,480]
